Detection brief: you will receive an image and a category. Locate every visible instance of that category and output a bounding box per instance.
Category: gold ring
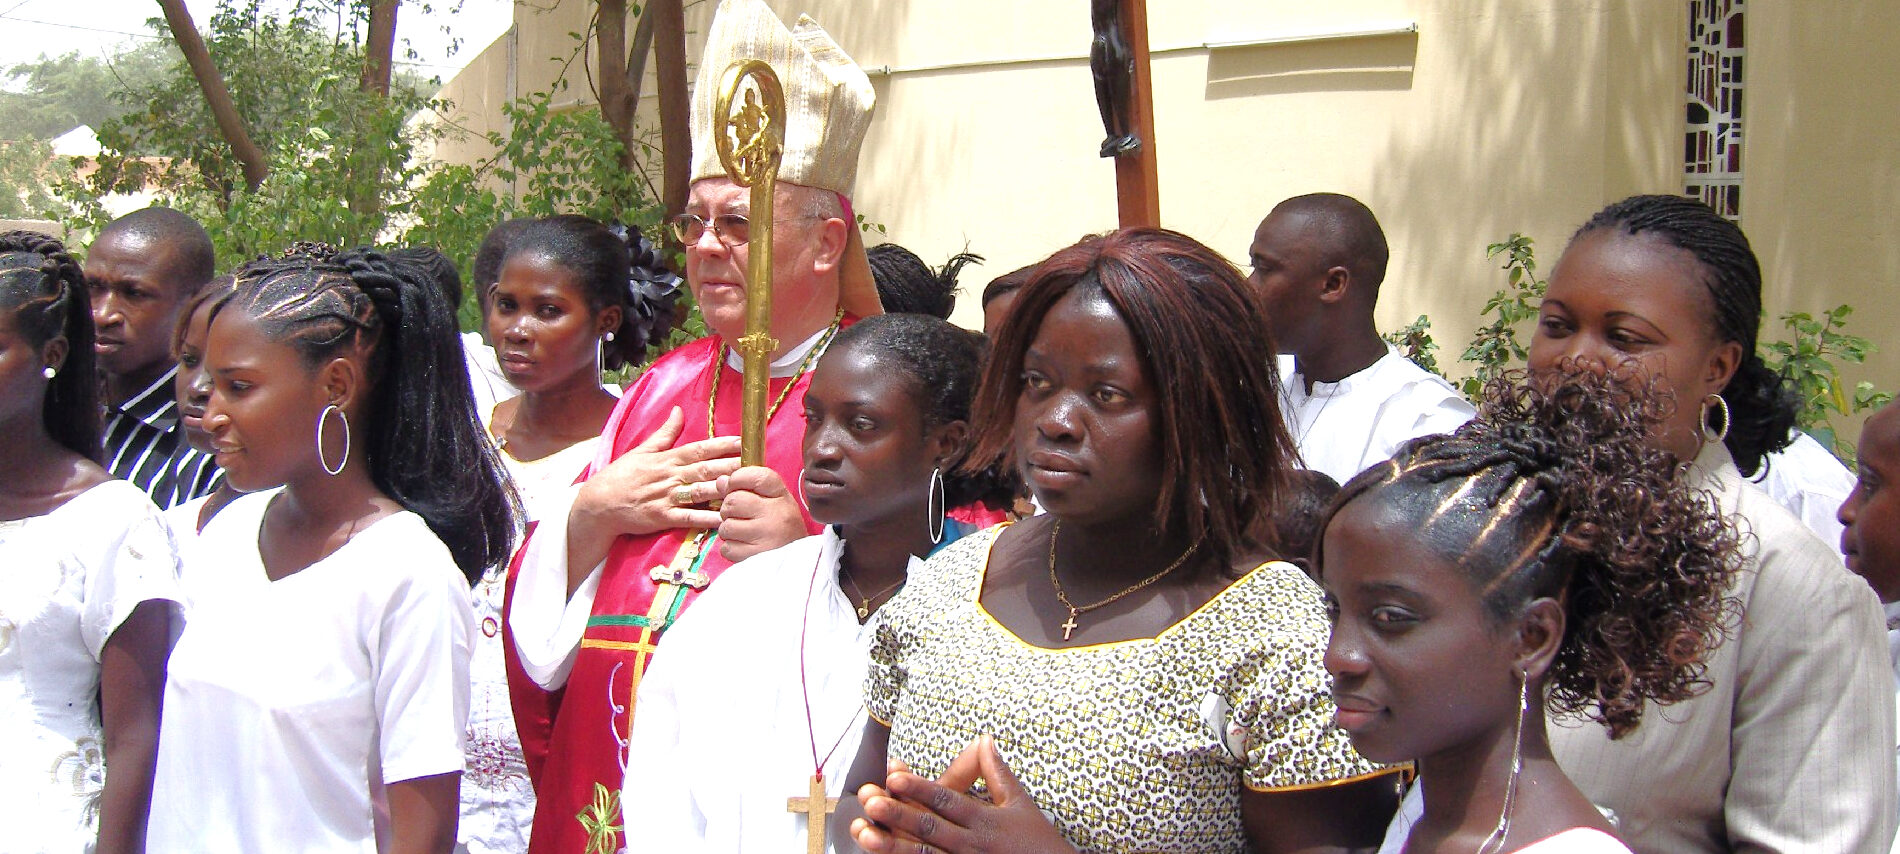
[671,483,697,506]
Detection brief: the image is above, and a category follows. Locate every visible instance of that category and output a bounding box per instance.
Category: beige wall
[430,0,1898,441]
[1745,0,1900,439]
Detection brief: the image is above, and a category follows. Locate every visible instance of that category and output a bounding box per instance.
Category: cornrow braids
[1574,194,1798,476]
[211,250,520,581]
[867,244,978,320]
[0,230,100,460]
[1323,367,1743,738]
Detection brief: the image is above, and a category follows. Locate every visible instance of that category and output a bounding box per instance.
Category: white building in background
[425,0,1900,441]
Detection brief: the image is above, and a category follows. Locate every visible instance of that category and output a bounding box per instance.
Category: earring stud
[42,366,56,380]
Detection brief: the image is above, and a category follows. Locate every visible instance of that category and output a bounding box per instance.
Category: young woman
[1528,195,1895,852]
[472,214,660,848]
[0,231,180,853]
[485,215,653,510]
[165,278,242,535]
[850,228,1398,854]
[147,250,518,852]
[1319,370,1742,853]
[622,313,1012,851]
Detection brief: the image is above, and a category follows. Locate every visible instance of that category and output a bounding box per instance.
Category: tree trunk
[157,0,269,191]
[626,3,658,114]
[651,0,691,219]
[361,0,400,96]
[594,0,638,175]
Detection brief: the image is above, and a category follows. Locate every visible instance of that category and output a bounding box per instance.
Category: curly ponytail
[0,230,99,461]
[1325,368,1743,737]
[1572,195,1799,475]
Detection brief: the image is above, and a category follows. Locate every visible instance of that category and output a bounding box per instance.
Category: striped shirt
[102,366,222,510]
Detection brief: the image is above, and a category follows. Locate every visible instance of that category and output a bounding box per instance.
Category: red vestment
[506,334,829,854]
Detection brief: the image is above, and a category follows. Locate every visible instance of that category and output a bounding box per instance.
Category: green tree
[0,138,68,219]
[0,46,173,141]
[63,1,438,262]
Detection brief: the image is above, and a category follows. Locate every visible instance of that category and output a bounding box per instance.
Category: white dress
[623,529,894,853]
[455,436,597,854]
[1756,429,1856,561]
[1279,348,1476,484]
[1887,600,1900,854]
[148,490,474,853]
[0,480,183,854]
[1379,783,1634,854]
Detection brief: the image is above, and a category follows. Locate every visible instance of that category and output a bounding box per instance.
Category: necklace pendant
[856,603,870,621]
[1059,609,1079,642]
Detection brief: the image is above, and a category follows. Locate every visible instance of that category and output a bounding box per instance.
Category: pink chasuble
[512,333,830,854]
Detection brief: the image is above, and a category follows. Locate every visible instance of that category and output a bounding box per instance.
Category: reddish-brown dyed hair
[963,228,1295,573]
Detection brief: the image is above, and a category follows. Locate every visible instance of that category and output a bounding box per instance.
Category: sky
[1,0,515,83]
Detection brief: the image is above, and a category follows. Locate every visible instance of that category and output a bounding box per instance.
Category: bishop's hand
[714,465,809,562]
[852,736,1077,854]
[566,406,741,589]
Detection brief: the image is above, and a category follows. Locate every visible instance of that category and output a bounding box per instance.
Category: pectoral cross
[787,773,840,854]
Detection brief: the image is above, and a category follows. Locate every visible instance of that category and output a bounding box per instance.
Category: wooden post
[1115,0,1160,228]
[653,0,693,220]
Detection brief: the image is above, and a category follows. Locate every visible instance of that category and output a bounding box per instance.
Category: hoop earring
[926,466,946,545]
[1699,393,1731,444]
[316,404,350,476]
[796,466,808,510]
[1479,669,1529,854]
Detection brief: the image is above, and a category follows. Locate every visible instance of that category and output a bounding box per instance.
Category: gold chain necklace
[839,560,906,622]
[705,309,844,438]
[1047,520,1203,641]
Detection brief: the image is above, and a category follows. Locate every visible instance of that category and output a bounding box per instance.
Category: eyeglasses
[670,213,752,246]
[668,212,824,246]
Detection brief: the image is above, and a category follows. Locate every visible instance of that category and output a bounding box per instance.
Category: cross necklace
[787,541,865,853]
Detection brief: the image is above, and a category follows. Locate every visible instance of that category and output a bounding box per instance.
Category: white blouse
[149,490,474,852]
[0,480,182,854]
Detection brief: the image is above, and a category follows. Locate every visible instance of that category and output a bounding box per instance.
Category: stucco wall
[1744,0,1900,438]
[430,0,1896,441]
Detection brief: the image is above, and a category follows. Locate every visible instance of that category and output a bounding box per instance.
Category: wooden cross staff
[1091,0,1160,227]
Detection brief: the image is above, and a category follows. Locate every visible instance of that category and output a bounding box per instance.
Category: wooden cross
[787,773,840,854]
[1091,0,1159,227]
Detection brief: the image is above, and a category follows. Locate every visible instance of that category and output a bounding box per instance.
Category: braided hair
[0,230,99,461]
[1322,367,1742,737]
[1573,195,1798,476]
[208,250,520,580]
[827,314,1019,511]
[868,243,980,320]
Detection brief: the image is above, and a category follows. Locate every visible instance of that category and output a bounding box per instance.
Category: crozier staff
[502,1,885,850]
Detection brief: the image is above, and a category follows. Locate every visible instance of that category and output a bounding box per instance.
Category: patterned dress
[866,525,1391,853]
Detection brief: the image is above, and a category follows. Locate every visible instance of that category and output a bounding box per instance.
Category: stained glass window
[1686,0,1744,221]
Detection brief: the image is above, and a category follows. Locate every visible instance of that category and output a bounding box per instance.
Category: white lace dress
[0,480,183,853]
[456,436,599,853]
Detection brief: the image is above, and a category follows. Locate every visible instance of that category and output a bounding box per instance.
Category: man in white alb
[1248,193,1473,484]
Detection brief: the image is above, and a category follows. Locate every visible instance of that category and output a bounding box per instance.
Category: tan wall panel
[1746,0,1900,442]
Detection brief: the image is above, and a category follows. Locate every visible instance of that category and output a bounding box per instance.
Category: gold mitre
[689,0,880,317]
